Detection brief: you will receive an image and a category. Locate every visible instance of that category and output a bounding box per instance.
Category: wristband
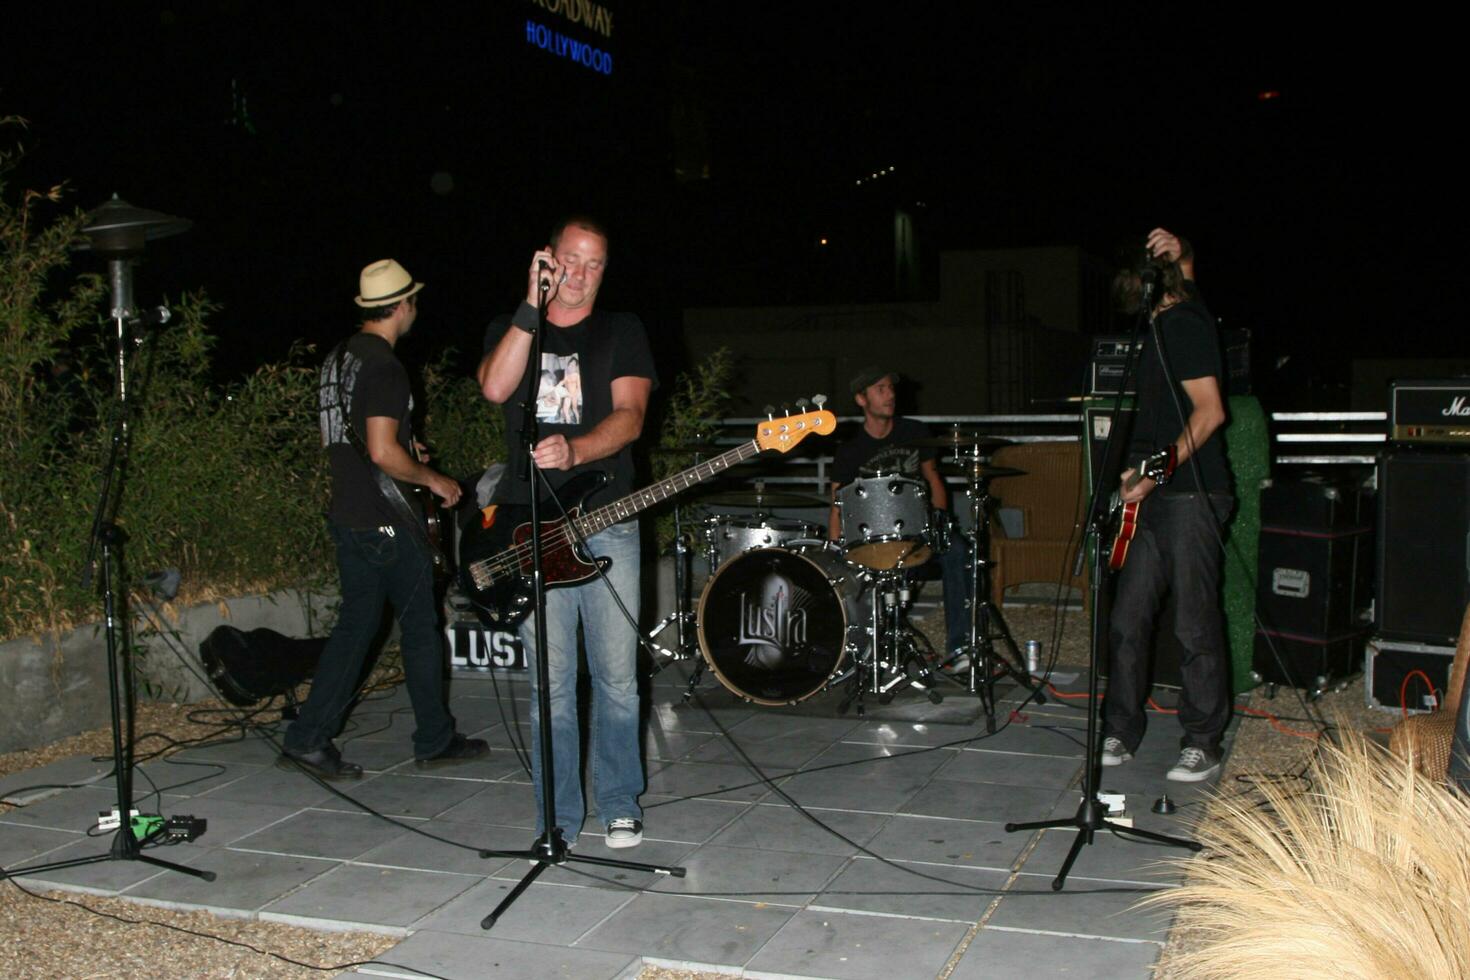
[511,301,538,335]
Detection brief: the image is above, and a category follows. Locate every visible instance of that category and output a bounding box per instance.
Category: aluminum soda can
[1025,640,1042,675]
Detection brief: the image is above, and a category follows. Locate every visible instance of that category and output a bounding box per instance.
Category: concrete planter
[0,589,336,756]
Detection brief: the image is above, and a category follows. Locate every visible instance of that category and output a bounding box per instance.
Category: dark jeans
[284,524,454,759]
[1103,492,1233,754]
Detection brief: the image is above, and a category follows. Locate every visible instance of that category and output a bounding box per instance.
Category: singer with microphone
[1099,229,1234,784]
[478,216,656,850]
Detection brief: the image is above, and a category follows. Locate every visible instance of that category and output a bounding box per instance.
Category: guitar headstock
[756,396,836,453]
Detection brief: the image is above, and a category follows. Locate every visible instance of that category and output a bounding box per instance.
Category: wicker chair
[1387,603,1470,780]
[986,442,1087,607]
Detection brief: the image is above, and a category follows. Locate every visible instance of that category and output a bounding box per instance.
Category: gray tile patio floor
[0,662,1234,979]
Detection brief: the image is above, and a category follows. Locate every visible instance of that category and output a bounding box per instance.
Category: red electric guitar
[1106,447,1176,571]
[458,404,836,627]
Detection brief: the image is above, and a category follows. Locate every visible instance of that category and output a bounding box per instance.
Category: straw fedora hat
[354,259,424,308]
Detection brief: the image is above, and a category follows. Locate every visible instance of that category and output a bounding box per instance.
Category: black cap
[849,365,898,396]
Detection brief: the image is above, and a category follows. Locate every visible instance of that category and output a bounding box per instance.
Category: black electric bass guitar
[458,406,836,627]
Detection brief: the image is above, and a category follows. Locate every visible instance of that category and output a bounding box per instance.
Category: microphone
[537,259,552,292]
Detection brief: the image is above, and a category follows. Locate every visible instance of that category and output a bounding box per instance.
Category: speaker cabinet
[1376,452,1470,644]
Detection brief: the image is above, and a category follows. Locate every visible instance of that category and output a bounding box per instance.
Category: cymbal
[939,463,1027,480]
[695,489,831,508]
[904,430,1012,451]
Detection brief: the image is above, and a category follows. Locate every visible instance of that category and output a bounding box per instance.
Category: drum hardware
[904,429,1013,454]
[951,458,1048,732]
[643,460,705,682]
[836,568,943,716]
[936,462,1028,481]
[694,487,832,509]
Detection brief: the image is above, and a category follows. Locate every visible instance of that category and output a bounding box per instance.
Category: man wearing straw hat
[279,259,487,780]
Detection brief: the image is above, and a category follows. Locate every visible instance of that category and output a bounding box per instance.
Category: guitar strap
[330,341,446,567]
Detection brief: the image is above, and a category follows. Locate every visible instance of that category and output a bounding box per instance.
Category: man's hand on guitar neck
[1118,467,1155,505]
[367,417,463,507]
[425,472,463,507]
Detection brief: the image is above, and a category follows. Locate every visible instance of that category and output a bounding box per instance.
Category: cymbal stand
[957,467,1047,732]
[645,497,700,662]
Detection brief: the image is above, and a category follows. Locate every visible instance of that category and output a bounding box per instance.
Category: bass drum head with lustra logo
[697,545,861,705]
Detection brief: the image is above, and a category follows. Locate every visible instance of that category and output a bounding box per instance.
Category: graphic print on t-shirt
[535,352,582,425]
[861,445,921,477]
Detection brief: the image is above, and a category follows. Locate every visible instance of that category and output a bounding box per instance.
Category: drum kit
[648,427,1045,724]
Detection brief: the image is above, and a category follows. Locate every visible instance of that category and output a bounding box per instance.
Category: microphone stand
[3,200,212,888]
[478,268,682,930]
[1003,268,1199,890]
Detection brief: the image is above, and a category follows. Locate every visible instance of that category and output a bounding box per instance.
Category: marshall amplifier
[1390,378,1470,446]
[1376,451,1470,643]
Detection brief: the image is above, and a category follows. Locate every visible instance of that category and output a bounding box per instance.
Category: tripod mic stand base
[1007,794,1202,891]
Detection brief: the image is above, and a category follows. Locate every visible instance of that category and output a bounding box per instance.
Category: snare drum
[697,544,865,705]
[836,473,933,570]
[703,515,821,571]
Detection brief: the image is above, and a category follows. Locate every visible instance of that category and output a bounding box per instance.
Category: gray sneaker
[1100,737,1132,767]
[605,817,643,848]
[1166,747,1221,782]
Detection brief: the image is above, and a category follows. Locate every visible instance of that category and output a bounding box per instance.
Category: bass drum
[697,544,866,705]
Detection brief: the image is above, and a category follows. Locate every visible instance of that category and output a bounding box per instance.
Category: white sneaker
[1100,736,1133,767]
[1166,747,1221,783]
[605,817,643,848]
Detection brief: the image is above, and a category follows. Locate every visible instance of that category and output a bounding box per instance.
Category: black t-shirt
[320,332,414,528]
[1127,296,1232,495]
[482,309,657,511]
[831,417,937,487]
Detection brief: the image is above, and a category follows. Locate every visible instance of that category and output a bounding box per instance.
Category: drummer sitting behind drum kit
[828,366,971,668]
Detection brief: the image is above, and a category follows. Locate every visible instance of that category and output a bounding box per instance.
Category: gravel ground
[0,600,1397,979]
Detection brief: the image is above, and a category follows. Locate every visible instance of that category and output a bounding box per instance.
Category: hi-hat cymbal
[938,463,1028,480]
[695,489,830,508]
[904,430,1012,451]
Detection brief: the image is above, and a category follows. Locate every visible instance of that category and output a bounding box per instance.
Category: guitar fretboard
[574,440,762,535]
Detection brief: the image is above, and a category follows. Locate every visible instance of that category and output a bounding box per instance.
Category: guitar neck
[573,440,763,536]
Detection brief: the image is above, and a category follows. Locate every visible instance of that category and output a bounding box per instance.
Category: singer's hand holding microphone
[527,249,569,302]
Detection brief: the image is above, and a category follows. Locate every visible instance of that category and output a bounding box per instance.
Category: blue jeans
[1103,493,1234,754]
[285,524,454,759]
[518,520,643,844]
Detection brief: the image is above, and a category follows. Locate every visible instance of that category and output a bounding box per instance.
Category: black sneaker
[1166,746,1221,782]
[414,733,489,769]
[605,817,643,848]
[277,743,363,781]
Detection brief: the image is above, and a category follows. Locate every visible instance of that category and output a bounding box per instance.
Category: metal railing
[686,413,1084,497]
[1269,411,1388,468]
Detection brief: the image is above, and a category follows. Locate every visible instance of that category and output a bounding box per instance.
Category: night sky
[4,4,1457,404]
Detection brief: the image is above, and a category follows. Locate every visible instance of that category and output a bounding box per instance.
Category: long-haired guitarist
[280,260,487,782]
[477,217,656,850]
[1100,229,1235,784]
